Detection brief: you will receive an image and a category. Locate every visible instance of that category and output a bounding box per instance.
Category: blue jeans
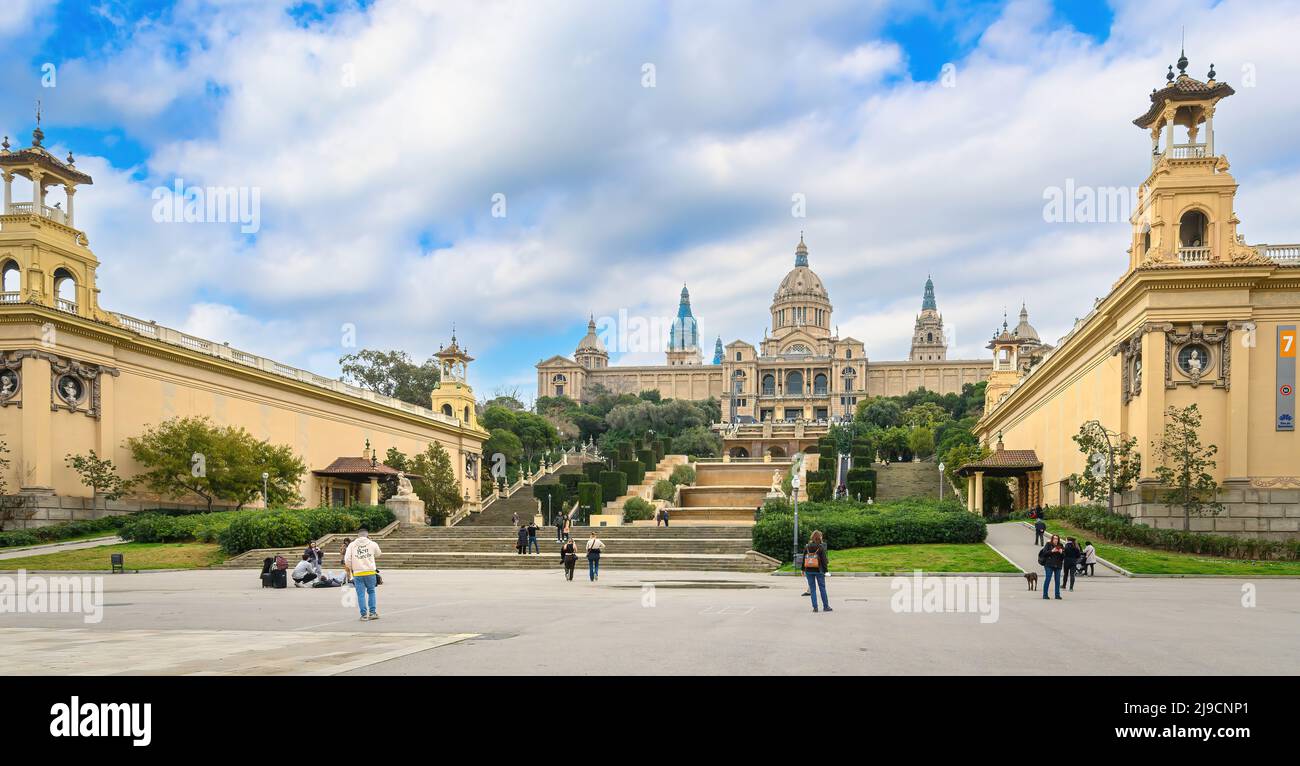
[1042,566,1061,598]
[805,571,828,610]
[352,574,377,615]
[588,557,600,580]
[528,538,539,554]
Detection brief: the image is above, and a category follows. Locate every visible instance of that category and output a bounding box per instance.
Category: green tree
[1152,404,1223,531]
[1069,420,1142,513]
[668,425,721,458]
[942,442,989,493]
[904,402,949,430]
[408,443,464,525]
[857,398,904,429]
[65,450,132,511]
[339,349,441,407]
[907,427,935,459]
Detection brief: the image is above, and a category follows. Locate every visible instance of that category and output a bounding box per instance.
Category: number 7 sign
[1281,329,1296,358]
[1279,326,1296,431]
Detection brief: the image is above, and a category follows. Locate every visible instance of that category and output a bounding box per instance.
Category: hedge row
[598,471,628,504]
[118,505,395,555]
[1020,505,1300,561]
[752,498,986,561]
[0,515,131,549]
[576,483,603,523]
[619,459,646,487]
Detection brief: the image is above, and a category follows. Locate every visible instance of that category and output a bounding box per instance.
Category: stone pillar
[64,185,75,228]
[1205,111,1214,156]
[19,354,53,493]
[32,170,44,213]
[2,170,11,213]
[966,475,975,512]
[973,471,985,515]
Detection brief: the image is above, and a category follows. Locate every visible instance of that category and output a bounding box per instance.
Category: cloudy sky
[3,0,1298,402]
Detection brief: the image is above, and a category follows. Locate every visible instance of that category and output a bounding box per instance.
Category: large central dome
[774,236,828,300]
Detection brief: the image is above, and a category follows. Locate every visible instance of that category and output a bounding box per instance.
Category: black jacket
[1039,543,1065,569]
[1033,520,1046,534]
[803,542,828,574]
[560,542,576,563]
[1063,542,1081,564]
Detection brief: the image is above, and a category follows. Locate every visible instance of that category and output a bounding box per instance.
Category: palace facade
[537,236,993,420]
[0,125,487,527]
[970,52,1300,539]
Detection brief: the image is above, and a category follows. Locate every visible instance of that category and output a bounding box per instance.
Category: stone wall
[0,495,219,530]
[1114,483,1300,541]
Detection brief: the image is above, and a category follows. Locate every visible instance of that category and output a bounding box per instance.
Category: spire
[794,232,808,267]
[679,283,691,306]
[712,337,723,365]
[32,99,44,148]
[921,275,937,311]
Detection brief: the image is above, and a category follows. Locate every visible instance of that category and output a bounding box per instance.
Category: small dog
[1024,571,1039,591]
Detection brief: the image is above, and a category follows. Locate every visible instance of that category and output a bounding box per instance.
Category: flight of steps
[873,460,943,501]
[218,524,776,572]
[458,463,585,527]
[605,454,688,510]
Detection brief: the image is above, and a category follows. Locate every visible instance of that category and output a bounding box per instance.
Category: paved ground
[2,568,1295,675]
[985,522,1120,577]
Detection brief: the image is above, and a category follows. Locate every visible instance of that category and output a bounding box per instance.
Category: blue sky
[3,0,1297,403]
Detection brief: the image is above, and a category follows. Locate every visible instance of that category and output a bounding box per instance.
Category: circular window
[57,375,84,405]
[0,370,17,400]
[1177,343,1211,378]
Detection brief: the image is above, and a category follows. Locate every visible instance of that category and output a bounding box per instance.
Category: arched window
[761,374,775,396]
[441,404,454,417]
[1,260,19,296]
[813,373,827,396]
[735,351,742,362]
[463,406,470,422]
[53,267,77,310]
[786,371,804,396]
[926,332,933,343]
[845,349,852,359]
[1179,210,1208,247]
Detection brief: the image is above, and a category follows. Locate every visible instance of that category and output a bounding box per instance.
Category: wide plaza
[2,561,1295,676]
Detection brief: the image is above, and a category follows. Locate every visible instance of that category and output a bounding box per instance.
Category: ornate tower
[767,234,832,353]
[712,336,723,365]
[0,118,112,321]
[666,283,702,366]
[1128,50,1261,271]
[430,329,480,429]
[909,276,947,361]
[984,314,1023,412]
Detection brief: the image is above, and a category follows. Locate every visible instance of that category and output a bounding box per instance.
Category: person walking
[1038,534,1065,600]
[527,521,540,554]
[585,532,605,581]
[1062,537,1081,592]
[343,528,382,620]
[338,537,352,583]
[560,537,578,581]
[516,525,527,555]
[660,506,670,528]
[555,512,565,542]
[563,516,572,543]
[1083,540,1098,576]
[1033,516,1047,546]
[511,511,520,528]
[802,530,831,613]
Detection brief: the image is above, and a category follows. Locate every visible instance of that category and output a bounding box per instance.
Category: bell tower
[984,315,1022,413]
[1128,50,1259,272]
[430,328,480,430]
[0,114,111,321]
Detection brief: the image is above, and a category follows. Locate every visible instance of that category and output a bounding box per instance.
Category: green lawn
[0,542,224,571]
[778,543,1019,573]
[1035,520,1300,576]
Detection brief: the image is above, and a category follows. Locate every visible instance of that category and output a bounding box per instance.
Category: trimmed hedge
[533,484,567,517]
[1022,505,1300,561]
[583,462,604,483]
[619,460,646,487]
[0,515,130,549]
[752,498,986,561]
[653,479,675,501]
[847,480,875,501]
[119,505,398,556]
[598,470,628,503]
[559,473,583,497]
[576,483,603,523]
[623,496,655,522]
[637,449,656,472]
[617,443,635,462]
[847,467,877,484]
[805,481,831,502]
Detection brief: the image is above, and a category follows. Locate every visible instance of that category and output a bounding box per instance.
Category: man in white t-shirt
[291,553,319,587]
[343,528,383,621]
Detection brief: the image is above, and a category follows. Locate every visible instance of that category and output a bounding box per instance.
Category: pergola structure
[955,437,1042,515]
[312,447,422,508]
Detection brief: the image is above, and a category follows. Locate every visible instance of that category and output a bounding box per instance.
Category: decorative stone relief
[1113,322,1167,404]
[0,353,21,409]
[9,350,119,419]
[1163,323,1232,390]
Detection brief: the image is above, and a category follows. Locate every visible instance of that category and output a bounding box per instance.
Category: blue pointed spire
[712,337,723,365]
[669,283,699,351]
[922,275,937,311]
[794,232,809,267]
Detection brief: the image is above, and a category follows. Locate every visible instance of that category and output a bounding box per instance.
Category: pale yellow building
[0,124,487,527]
[538,236,991,420]
[973,52,1300,539]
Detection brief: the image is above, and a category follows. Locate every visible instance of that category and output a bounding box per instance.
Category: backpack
[260,557,276,588]
[803,546,822,571]
[274,555,288,570]
[1037,548,1047,566]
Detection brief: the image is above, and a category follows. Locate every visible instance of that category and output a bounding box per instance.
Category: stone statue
[768,469,785,498]
[1187,348,1203,375]
[60,378,79,403]
[0,373,13,397]
[396,471,414,497]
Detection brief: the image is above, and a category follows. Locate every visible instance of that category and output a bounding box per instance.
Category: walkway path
[985,522,1121,578]
[0,535,123,561]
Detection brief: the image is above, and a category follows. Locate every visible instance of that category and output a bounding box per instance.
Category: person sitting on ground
[292,552,320,587]
[311,570,346,587]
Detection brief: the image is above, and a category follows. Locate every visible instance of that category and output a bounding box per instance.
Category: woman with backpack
[560,538,578,581]
[802,530,832,613]
[1039,534,1066,599]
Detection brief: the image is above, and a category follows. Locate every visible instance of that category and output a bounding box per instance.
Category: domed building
[537,236,993,438]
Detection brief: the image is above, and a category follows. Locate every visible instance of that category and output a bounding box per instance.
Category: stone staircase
[655,460,793,525]
[217,524,776,573]
[873,460,943,501]
[606,454,688,510]
[459,463,585,527]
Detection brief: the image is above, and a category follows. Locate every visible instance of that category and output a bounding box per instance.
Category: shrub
[669,464,696,486]
[559,473,583,497]
[805,481,831,502]
[0,515,131,548]
[1042,505,1300,561]
[576,483,603,522]
[623,496,655,521]
[637,449,656,472]
[598,471,628,503]
[218,512,313,555]
[582,462,604,483]
[117,505,394,555]
[0,529,39,548]
[653,479,675,501]
[618,460,646,487]
[847,480,875,501]
[751,498,986,561]
[617,443,634,462]
[119,513,188,543]
[657,437,670,460]
[806,469,834,487]
[847,467,877,484]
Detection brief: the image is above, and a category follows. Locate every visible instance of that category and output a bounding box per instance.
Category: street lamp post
[261,472,269,507]
[938,462,945,502]
[791,471,802,562]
